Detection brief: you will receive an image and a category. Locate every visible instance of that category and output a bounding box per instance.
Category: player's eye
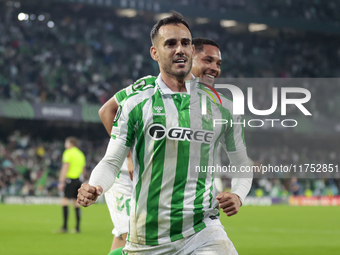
[166,41,176,46]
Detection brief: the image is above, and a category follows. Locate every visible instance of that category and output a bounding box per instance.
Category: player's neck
[161,72,192,92]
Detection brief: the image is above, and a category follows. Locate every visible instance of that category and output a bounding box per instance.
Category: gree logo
[148,124,214,144]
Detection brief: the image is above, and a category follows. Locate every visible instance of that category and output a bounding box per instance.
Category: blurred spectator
[169,0,340,24]
[1,130,339,197]
[0,1,339,119]
[0,130,106,196]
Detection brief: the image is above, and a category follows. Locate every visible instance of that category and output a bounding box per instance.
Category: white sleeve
[89,138,130,193]
[227,149,253,205]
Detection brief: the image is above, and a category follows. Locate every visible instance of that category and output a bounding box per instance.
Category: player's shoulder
[133,75,157,90]
[124,76,157,103]
[117,76,157,118]
[114,75,156,104]
[126,75,157,95]
[197,83,233,109]
[196,83,236,119]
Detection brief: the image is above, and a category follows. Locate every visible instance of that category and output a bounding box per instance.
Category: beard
[161,57,193,79]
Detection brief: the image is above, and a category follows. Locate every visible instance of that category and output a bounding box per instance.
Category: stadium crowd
[169,0,340,23]
[0,130,107,197]
[0,1,340,119]
[0,130,339,198]
[0,2,339,200]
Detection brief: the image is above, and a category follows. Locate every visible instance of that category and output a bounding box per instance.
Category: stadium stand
[0,0,339,202]
[1,1,340,107]
[1,129,339,198]
[166,0,340,23]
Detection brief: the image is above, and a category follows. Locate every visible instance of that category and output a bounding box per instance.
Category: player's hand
[57,182,65,192]
[77,183,103,207]
[216,192,241,217]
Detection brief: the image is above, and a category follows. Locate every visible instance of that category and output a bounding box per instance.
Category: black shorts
[64,178,82,199]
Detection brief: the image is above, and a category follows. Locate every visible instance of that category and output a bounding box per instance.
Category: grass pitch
[0,204,339,255]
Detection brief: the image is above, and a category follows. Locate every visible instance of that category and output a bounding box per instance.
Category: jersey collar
[156,73,196,96]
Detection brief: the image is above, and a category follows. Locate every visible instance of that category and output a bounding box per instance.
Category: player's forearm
[99,108,116,136]
[231,178,252,205]
[228,149,253,204]
[98,97,119,136]
[89,139,129,193]
[127,150,134,169]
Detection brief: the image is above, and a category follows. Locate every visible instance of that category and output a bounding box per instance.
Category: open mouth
[204,74,215,79]
[173,57,187,65]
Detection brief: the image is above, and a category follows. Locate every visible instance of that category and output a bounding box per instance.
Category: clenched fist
[77,183,103,207]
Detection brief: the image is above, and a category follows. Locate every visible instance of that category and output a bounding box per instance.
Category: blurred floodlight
[220,20,237,28]
[248,23,268,32]
[47,21,55,28]
[116,9,137,18]
[30,14,36,20]
[195,17,209,24]
[154,13,172,21]
[18,13,28,21]
[38,15,45,21]
[14,2,20,8]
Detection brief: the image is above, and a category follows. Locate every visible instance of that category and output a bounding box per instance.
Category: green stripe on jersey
[115,89,128,104]
[218,105,237,152]
[170,93,191,242]
[127,99,149,242]
[145,90,166,244]
[193,94,213,232]
[115,76,156,104]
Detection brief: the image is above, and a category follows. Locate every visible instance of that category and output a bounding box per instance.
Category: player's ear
[150,45,159,61]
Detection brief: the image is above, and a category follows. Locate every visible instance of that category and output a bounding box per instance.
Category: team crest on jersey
[203,110,213,122]
[153,106,165,116]
[113,105,122,123]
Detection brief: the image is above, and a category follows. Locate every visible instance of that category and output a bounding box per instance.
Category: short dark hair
[66,137,78,147]
[150,11,191,43]
[192,37,220,54]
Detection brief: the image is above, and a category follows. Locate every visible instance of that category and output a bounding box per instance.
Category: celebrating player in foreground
[95,37,224,255]
[78,12,252,254]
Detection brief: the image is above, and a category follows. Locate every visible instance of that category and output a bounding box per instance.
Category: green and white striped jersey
[110,74,247,245]
[109,76,157,192]
[113,75,157,105]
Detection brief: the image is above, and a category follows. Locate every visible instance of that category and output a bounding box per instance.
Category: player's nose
[175,43,186,55]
